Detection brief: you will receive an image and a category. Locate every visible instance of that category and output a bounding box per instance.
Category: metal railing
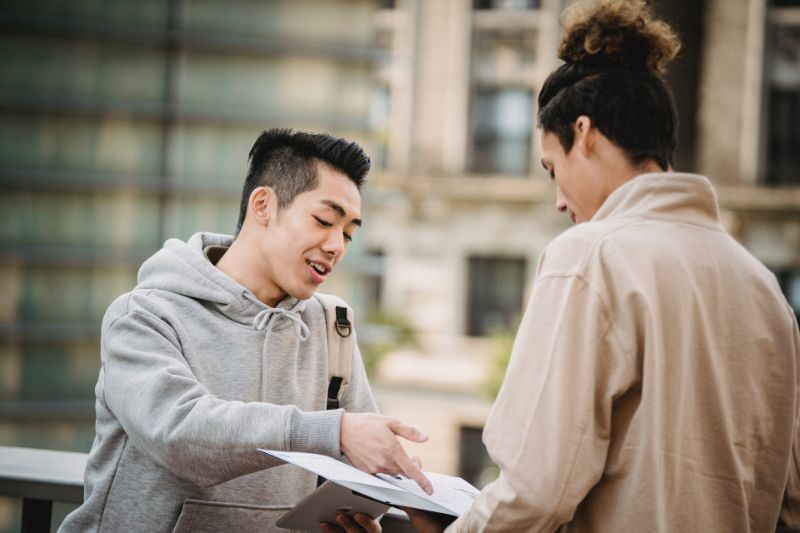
[0,446,415,533]
[0,446,87,532]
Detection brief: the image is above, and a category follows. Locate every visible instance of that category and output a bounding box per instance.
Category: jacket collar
[592,172,722,230]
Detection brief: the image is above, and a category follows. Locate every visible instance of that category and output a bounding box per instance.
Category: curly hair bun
[558,0,681,74]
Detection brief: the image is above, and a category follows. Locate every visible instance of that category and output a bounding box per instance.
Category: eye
[313,215,332,227]
[343,232,353,243]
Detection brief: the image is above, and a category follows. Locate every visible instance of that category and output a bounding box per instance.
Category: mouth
[307,260,331,283]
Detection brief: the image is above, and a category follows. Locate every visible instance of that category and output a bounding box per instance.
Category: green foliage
[483,328,516,400]
[358,310,418,377]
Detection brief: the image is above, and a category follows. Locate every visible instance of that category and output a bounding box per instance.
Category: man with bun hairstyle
[335,1,800,532]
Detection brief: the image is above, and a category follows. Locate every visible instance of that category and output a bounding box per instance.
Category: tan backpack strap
[315,293,354,410]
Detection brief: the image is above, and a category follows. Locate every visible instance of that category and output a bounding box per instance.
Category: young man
[60,129,431,533]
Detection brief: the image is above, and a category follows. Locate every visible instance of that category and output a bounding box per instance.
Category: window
[369,84,391,169]
[776,270,800,321]
[765,3,800,184]
[470,88,533,175]
[466,256,526,336]
[362,248,385,317]
[458,426,498,489]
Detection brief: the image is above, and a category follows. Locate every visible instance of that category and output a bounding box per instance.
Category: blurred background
[0,0,799,530]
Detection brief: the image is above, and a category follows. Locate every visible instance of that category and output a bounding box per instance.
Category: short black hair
[236,128,370,234]
[538,0,681,170]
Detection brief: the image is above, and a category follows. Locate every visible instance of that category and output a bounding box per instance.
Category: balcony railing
[0,445,414,532]
[0,446,87,532]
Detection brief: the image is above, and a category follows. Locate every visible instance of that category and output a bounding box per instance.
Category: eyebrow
[320,200,362,226]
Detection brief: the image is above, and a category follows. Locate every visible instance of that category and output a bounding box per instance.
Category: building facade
[0,0,798,529]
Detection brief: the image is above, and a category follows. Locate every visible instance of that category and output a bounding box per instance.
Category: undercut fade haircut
[538,0,681,170]
[236,128,370,234]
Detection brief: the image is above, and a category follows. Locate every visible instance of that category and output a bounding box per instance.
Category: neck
[611,159,666,190]
[216,233,284,307]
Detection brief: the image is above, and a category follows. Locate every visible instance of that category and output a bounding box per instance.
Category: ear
[573,115,595,157]
[247,186,277,227]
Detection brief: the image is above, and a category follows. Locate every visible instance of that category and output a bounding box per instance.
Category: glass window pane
[766,25,800,185]
[17,265,137,324]
[1,0,168,27]
[0,191,161,249]
[466,256,526,336]
[171,197,239,240]
[470,88,533,175]
[174,124,255,185]
[0,35,165,101]
[183,0,374,47]
[179,52,371,122]
[17,340,100,400]
[0,113,164,175]
[767,88,800,185]
[459,426,498,488]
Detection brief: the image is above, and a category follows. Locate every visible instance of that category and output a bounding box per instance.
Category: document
[259,449,480,517]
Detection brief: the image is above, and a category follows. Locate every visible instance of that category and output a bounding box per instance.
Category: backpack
[314,293,355,411]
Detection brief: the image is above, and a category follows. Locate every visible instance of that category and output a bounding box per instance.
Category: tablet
[276,480,391,531]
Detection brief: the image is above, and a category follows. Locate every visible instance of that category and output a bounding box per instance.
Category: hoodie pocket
[172,499,296,533]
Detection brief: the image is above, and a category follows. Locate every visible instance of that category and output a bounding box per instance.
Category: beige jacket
[450,173,800,532]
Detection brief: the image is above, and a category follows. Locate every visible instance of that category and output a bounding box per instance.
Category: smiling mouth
[308,261,330,277]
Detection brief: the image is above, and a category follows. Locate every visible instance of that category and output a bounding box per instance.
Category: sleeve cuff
[289,408,344,457]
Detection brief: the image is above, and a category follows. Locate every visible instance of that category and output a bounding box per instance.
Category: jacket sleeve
[779,315,800,531]
[100,301,342,488]
[447,273,636,532]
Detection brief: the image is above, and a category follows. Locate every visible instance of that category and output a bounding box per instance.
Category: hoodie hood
[136,232,307,325]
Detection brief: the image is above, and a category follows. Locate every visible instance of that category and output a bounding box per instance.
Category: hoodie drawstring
[251,307,310,401]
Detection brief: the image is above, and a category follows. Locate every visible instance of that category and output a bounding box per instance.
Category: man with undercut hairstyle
[61,128,431,533]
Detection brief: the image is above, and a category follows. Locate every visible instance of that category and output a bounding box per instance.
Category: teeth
[310,262,326,275]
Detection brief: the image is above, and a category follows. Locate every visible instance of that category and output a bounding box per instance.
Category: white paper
[259,450,400,490]
[260,449,481,516]
[377,472,480,515]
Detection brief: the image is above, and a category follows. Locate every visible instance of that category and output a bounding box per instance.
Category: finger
[402,508,446,532]
[388,420,430,443]
[411,455,422,469]
[354,513,382,533]
[403,507,422,520]
[396,451,433,495]
[320,522,342,533]
[336,513,361,533]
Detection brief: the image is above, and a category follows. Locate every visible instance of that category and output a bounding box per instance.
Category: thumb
[389,420,429,443]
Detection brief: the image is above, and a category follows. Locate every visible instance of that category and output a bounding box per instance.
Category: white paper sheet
[259,449,481,516]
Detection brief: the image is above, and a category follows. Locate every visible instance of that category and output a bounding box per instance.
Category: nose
[555,187,568,213]
[321,231,346,260]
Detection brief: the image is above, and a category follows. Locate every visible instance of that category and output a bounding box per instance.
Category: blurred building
[0,0,799,529]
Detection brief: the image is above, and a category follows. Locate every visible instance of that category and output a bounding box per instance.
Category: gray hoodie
[60,232,378,532]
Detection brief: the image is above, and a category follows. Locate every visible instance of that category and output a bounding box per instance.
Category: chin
[288,286,317,301]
